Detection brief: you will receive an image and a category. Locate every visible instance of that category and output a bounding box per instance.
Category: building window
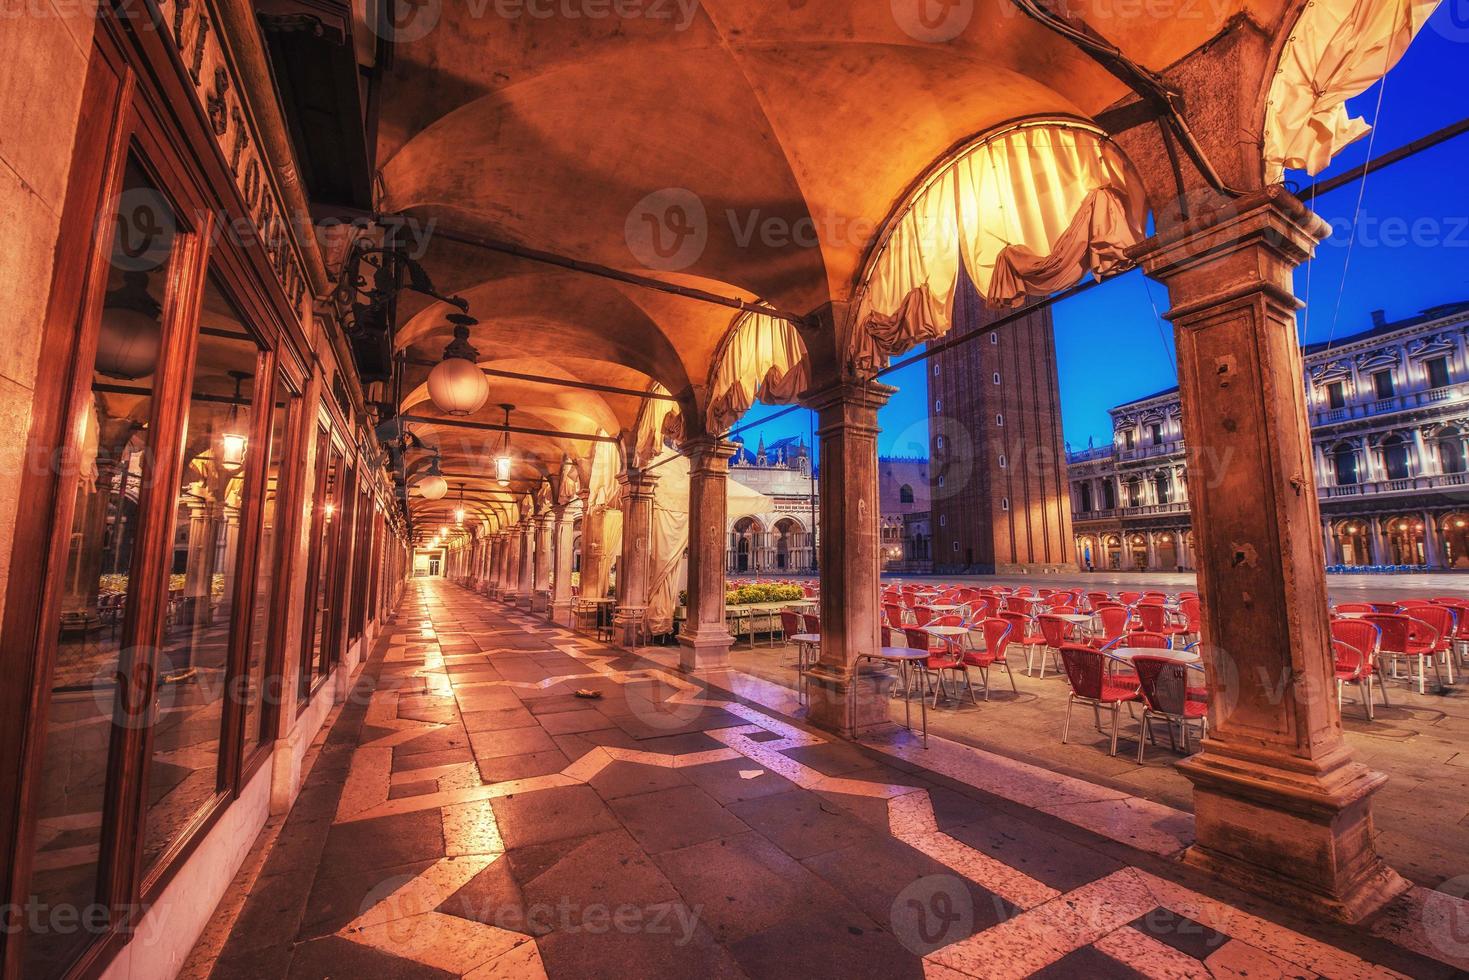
[1103,480,1116,510]
[1123,430,1135,450]
[990,332,998,344]
[899,483,914,503]
[1078,483,1093,512]
[932,363,940,376]
[935,399,943,412]
[1149,422,1162,445]
[952,541,961,552]
[1326,381,1346,409]
[935,435,944,449]
[1382,434,1411,480]
[998,454,1007,468]
[996,413,1003,427]
[1154,472,1170,504]
[1427,356,1451,389]
[1332,443,1359,486]
[993,372,1001,385]
[1001,497,1010,511]
[937,474,945,488]
[1373,370,1394,399]
[1439,427,1468,474]
[939,514,947,527]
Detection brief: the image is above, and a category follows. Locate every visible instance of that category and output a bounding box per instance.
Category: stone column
[1322,523,1340,566]
[679,437,737,671]
[1369,516,1389,566]
[803,381,895,737]
[501,527,523,602]
[1135,188,1402,921]
[614,470,658,648]
[517,518,535,607]
[550,503,576,625]
[531,513,554,613]
[578,493,607,600]
[1144,532,1159,570]
[486,534,501,595]
[1423,512,1444,569]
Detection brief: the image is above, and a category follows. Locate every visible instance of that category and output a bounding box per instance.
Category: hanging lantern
[494,404,514,486]
[454,484,466,524]
[218,370,251,470]
[417,453,448,500]
[96,272,162,380]
[426,313,488,417]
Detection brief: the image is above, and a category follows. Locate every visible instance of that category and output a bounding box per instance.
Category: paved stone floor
[733,632,1469,890]
[193,579,1469,979]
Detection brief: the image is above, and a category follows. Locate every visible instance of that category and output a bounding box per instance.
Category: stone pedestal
[804,664,897,739]
[614,470,658,649]
[803,380,895,736]
[1136,188,1404,922]
[678,437,737,671]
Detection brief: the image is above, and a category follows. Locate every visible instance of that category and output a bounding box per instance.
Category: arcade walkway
[188,580,1456,979]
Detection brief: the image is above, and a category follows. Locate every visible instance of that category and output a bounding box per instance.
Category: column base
[531,590,550,614]
[614,606,647,649]
[677,627,735,672]
[551,598,574,626]
[500,591,518,605]
[804,664,896,740]
[1177,747,1408,923]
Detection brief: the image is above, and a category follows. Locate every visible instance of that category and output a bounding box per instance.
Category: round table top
[788,632,821,644]
[922,625,971,637]
[924,604,962,612]
[1109,646,1200,664]
[1333,611,1369,618]
[1053,613,1094,623]
[875,647,929,662]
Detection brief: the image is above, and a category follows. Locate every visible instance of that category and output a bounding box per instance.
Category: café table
[1107,646,1201,666]
[858,647,929,747]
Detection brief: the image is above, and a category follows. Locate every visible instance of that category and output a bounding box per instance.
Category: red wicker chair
[1133,654,1208,762]
[1058,643,1140,757]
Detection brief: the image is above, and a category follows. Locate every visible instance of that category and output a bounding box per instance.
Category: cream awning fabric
[1264,0,1440,181]
[851,121,1146,373]
[632,383,682,467]
[706,312,811,434]
[644,453,774,635]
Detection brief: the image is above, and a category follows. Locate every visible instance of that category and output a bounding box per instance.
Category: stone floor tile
[608,784,752,853]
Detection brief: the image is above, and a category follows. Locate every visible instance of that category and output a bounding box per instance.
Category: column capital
[800,379,898,416]
[679,435,737,461]
[617,469,659,499]
[1129,188,1328,325]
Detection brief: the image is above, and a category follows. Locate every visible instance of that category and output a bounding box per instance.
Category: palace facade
[725,437,930,573]
[1070,302,1469,571]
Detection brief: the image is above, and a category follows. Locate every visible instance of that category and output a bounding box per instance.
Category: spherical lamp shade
[427,357,489,417]
[97,304,162,380]
[417,474,448,500]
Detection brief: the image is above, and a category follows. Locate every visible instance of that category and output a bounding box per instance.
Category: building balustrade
[1312,382,1468,426]
[1318,471,1469,498]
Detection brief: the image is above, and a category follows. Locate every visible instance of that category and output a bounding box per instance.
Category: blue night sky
[731,6,1469,457]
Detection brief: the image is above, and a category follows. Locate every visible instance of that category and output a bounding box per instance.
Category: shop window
[243,372,296,748]
[1373,370,1394,399]
[21,155,179,979]
[300,430,342,703]
[143,272,262,873]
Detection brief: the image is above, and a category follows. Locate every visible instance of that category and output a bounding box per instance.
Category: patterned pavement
[199,579,1460,979]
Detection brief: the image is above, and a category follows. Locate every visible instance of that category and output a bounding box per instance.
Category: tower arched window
[899,484,914,504]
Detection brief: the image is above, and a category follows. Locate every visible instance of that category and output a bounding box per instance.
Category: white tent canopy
[645,453,774,635]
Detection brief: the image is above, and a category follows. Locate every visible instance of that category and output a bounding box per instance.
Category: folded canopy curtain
[643,452,774,635]
[632,383,682,467]
[1263,0,1439,181]
[705,311,811,434]
[851,121,1146,373]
